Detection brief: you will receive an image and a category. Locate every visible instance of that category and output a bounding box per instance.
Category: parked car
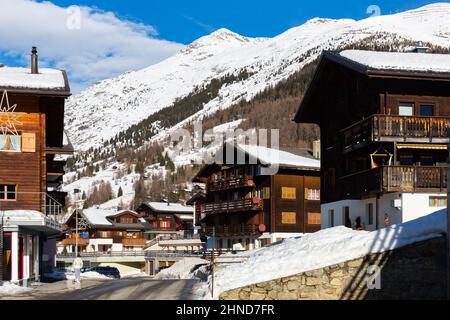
[82,266,121,279]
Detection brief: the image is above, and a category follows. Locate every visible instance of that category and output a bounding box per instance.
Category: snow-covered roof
[0,66,69,93]
[145,202,194,214]
[82,208,116,226]
[236,144,320,169]
[81,208,145,226]
[339,50,450,74]
[2,210,44,219]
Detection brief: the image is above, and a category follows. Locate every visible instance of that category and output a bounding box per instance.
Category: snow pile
[122,270,149,278]
[0,283,32,296]
[155,258,208,280]
[196,209,446,299]
[79,271,112,280]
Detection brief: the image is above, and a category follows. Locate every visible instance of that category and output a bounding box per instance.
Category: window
[429,196,447,207]
[366,203,374,226]
[281,187,296,200]
[0,185,17,201]
[399,103,414,116]
[120,217,134,224]
[343,207,351,228]
[0,134,22,152]
[420,104,434,116]
[305,188,320,201]
[263,187,271,200]
[329,209,335,228]
[307,212,321,225]
[159,220,171,229]
[281,212,297,224]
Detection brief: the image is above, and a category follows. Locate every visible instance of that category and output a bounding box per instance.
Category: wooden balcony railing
[383,166,447,192]
[208,176,255,192]
[202,198,263,216]
[340,165,448,197]
[203,224,260,237]
[342,115,450,152]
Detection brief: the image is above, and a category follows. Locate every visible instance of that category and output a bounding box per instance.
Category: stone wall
[220,237,447,300]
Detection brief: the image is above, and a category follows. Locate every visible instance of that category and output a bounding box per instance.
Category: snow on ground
[0,282,32,296]
[122,270,149,278]
[195,209,447,299]
[155,258,208,280]
[63,162,140,210]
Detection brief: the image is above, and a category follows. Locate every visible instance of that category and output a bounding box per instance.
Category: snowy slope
[66,3,450,151]
[195,209,447,299]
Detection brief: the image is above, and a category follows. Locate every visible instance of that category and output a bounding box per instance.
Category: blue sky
[44,0,440,43]
[0,0,444,92]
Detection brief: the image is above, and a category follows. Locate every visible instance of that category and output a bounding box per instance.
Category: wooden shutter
[22,132,36,152]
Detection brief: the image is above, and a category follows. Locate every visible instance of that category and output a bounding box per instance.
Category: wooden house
[294,49,450,230]
[192,142,321,250]
[135,202,194,240]
[59,208,150,254]
[0,47,73,285]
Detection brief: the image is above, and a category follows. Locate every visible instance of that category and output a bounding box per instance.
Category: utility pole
[0,211,4,285]
[447,130,450,300]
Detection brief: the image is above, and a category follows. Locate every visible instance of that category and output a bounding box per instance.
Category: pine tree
[117,186,123,198]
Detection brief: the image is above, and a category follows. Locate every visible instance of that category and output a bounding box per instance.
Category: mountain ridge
[65,3,450,152]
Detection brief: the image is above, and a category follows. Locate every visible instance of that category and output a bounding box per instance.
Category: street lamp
[72,189,84,283]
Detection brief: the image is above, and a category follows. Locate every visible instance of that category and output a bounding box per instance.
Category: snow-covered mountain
[66,3,450,151]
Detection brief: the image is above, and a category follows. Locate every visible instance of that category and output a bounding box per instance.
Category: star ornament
[0,90,24,136]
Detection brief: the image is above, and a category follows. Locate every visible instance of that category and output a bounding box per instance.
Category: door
[343,207,351,228]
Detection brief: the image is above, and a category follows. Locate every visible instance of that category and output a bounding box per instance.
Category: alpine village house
[0,48,73,285]
[192,142,321,250]
[294,49,450,231]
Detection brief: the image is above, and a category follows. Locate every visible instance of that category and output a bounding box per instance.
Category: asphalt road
[40,278,202,300]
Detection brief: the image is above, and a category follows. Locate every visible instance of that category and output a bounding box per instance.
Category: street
[0,278,203,300]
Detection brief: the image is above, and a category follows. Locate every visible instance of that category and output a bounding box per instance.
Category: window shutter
[22,132,36,152]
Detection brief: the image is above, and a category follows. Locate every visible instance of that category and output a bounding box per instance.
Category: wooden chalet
[0,47,73,284]
[294,49,450,230]
[135,202,195,240]
[192,142,321,250]
[59,208,150,254]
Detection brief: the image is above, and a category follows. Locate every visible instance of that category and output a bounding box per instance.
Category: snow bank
[122,270,149,278]
[0,283,32,296]
[196,209,447,299]
[155,258,208,280]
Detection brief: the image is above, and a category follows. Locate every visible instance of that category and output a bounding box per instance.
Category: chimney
[31,47,39,74]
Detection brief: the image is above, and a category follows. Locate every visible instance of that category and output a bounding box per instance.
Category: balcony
[341,165,448,197]
[60,237,89,246]
[342,115,450,153]
[122,238,147,246]
[202,198,263,216]
[203,224,260,237]
[208,176,255,192]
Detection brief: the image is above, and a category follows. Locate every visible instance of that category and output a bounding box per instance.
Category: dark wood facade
[193,144,321,248]
[135,203,194,239]
[62,211,149,249]
[0,80,72,215]
[294,51,450,205]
